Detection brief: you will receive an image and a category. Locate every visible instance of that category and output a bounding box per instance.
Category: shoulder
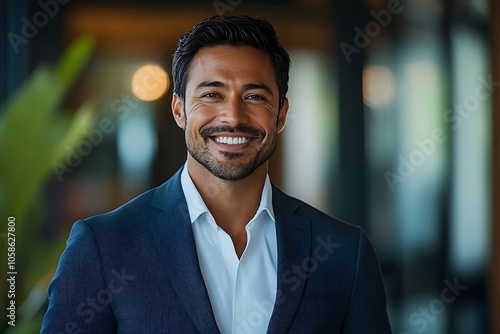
[83,185,158,229]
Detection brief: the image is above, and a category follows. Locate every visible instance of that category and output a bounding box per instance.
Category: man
[42,15,392,333]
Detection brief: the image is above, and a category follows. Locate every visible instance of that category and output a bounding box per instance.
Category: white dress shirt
[180,165,278,334]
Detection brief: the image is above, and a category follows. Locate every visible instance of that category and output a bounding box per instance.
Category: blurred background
[1,0,499,333]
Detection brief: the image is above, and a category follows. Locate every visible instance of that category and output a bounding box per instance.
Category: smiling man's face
[172,45,289,181]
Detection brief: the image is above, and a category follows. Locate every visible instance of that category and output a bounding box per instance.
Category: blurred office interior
[1,0,499,332]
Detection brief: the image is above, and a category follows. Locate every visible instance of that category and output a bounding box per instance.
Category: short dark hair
[172,15,291,109]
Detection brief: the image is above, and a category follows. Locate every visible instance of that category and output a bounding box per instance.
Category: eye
[201,92,222,99]
[246,94,267,101]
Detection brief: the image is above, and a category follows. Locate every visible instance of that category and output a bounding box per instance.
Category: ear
[171,93,186,129]
[277,98,289,134]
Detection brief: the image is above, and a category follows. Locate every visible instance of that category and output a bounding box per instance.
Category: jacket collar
[179,162,276,225]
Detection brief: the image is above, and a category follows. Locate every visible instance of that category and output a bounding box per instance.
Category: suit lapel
[148,169,220,333]
[267,185,311,333]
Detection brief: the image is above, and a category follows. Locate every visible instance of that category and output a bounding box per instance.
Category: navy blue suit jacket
[41,168,392,333]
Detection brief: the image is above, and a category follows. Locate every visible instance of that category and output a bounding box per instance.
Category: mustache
[200,125,265,139]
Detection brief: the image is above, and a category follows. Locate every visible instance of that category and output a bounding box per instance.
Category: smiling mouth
[212,136,256,145]
[201,125,264,147]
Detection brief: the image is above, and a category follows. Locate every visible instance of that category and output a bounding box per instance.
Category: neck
[186,156,267,233]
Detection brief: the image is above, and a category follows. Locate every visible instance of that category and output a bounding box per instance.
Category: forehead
[186,45,276,89]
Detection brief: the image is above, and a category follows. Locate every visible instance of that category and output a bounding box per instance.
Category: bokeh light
[363,66,396,108]
[131,64,169,101]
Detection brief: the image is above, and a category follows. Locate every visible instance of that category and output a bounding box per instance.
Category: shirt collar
[180,163,275,225]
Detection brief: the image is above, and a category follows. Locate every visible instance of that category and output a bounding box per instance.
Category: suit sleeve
[41,220,117,333]
[340,228,392,334]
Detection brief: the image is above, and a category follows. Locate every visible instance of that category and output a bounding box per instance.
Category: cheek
[259,114,280,131]
[185,107,216,130]
[252,105,279,125]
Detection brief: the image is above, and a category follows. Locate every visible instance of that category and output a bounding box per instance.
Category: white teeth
[215,136,250,145]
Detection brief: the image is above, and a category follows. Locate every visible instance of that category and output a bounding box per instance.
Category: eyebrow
[242,83,274,96]
[195,81,274,96]
[195,81,226,90]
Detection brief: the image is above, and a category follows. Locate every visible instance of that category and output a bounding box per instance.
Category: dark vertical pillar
[491,0,500,332]
[333,0,368,228]
[439,0,454,332]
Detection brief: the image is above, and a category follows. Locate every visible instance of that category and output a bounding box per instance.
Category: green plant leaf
[56,35,95,87]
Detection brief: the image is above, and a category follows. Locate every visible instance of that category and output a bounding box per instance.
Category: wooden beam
[491,0,500,332]
[64,6,332,56]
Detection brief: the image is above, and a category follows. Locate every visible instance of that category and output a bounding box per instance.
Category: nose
[219,95,249,126]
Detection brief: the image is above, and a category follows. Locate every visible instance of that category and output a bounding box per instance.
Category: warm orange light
[131,64,169,101]
[363,66,395,108]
